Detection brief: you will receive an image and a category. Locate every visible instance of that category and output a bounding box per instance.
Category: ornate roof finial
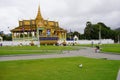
[36,5,43,20]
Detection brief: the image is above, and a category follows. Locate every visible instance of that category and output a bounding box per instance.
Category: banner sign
[39,37,58,40]
[37,27,44,30]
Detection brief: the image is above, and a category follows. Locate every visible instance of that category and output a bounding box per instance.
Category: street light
[8,27,10,33]
[37,27,40,47]
[99,25,101,44]
[118,35,120,44]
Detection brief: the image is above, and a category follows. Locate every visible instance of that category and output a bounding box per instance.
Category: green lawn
[0,57,120,80]
[101,44,120,54]
[78,44,120,54]
[0,46,79,56]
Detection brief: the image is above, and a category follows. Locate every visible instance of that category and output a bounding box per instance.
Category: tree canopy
[84,21,119,42]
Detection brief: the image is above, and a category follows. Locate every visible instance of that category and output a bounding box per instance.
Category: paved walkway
[117,69,120,80]
[0,47,120,61]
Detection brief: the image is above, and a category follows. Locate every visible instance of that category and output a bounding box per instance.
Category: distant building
[0,31,3,41]
[0,36,3,42]
[0,31,3,35]
[11,5,67,44]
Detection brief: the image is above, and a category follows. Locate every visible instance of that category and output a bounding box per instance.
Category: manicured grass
[0,46,79,56]
[101,44,120,54]
[0,57,120,80]
[78,44,120,54]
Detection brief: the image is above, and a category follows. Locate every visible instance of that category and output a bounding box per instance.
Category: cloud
[0,0,120,34]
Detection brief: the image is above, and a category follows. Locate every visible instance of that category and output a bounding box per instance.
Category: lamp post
[70,29,72,40]
[8,27,10,33]
[118,35,120,44]
[99,25,101,44]
[37,27,40,47]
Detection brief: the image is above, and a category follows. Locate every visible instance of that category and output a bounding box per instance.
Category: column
[23,31,25,39]
[12,32,14,41]
[62,32,64,40]
[27,31,29,39]
[34,31,36,37]
[18,32,20,38]
[65,32,66,40]
[14,32,17,40]
[59,32,61,40]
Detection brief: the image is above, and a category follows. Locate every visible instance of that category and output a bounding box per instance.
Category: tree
[3,34,12,41]
[79,34,85,40]
[84,21,118,41]
[84,21,94,40]
[0,31,12,41]
[114,29,120,43]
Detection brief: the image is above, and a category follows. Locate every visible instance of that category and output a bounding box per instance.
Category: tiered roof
[11,5,66,32]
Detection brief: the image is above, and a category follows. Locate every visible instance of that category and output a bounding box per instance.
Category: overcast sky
[0,0,120,34]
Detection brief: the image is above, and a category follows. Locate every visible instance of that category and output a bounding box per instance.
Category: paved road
[117,69,120,80]
[0,47,120,61]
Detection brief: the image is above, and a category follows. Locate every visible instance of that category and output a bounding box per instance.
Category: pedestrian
[91,41,94,47]
[95,46,100,53]
[0,43,2,47]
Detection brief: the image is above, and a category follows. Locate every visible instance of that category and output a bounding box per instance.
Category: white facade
[0,36,3,42]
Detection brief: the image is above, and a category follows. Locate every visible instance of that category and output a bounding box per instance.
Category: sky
[0,0,120,34]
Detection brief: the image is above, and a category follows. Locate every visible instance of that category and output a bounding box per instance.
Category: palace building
[11,5,67,44]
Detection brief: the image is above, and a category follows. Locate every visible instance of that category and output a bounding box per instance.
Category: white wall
[0,41,39,46]
[0,39,114,46]
[66,39,114,44]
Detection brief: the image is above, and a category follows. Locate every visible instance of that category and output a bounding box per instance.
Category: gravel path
[0,47,120,61]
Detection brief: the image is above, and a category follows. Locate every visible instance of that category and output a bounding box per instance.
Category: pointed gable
[35,5,43,21]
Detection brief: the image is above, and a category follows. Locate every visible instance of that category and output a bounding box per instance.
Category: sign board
[39,37,58,41]
[37,27,44,30]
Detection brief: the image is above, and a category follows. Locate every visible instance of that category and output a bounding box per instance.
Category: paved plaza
[0,47,120,61]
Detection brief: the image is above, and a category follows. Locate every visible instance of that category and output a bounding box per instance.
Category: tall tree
[84,22,118,41]
[84,21,93,40]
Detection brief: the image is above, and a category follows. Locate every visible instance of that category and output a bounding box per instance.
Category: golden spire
[36,5,43,20]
